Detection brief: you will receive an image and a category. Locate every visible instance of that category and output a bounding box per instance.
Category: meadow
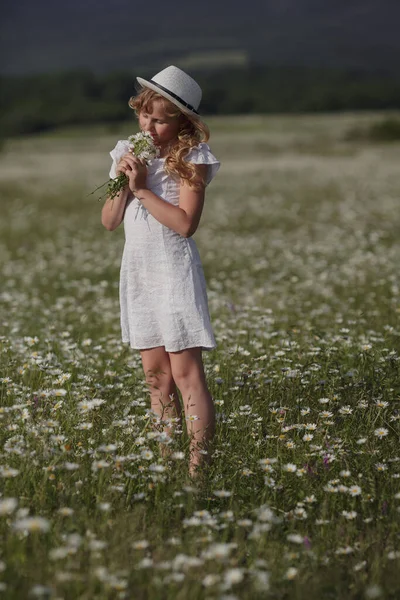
[0,112,399,599]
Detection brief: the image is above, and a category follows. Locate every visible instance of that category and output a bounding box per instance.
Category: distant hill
[1,0,400,75]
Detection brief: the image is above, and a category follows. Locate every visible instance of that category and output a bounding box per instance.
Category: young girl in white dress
[101,66,220,477]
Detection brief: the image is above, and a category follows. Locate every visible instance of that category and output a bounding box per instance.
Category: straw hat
[136,65,202,116]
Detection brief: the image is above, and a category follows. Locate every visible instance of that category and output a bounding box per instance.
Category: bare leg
[169,347,215,477]
[140,347,182,453]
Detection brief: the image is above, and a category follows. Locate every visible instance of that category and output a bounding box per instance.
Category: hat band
[150,80,199,114]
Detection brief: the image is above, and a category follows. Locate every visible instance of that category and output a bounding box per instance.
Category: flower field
[0,113,399,599]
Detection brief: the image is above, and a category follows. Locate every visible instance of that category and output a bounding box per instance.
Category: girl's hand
[117,153,147,194]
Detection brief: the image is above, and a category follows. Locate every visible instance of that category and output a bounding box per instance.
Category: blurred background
[1,0,400,137]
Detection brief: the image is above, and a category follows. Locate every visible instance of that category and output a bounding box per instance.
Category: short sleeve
[109,139,131,179]
[184,142,221,185]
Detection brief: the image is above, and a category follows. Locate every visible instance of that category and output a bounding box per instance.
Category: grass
[0,112,400,599]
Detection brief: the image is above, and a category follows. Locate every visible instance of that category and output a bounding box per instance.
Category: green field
[1,113,400,599]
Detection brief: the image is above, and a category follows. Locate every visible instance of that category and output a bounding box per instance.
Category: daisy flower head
[342,510,357,520]
[0,498,18,515]
[283,463,297,473]
[374,428,389,438]
[285,567,298,580]
[13,516,50,533]
[287,533,304,544]
[213,490,232,498]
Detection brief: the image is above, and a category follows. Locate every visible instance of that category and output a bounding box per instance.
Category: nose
[143,119,154,133]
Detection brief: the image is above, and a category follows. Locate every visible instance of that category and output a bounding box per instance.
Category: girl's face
[139,99,181,150]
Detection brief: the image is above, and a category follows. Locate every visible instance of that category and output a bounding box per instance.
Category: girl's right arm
[101,186,130,231]
[101,152,132,231]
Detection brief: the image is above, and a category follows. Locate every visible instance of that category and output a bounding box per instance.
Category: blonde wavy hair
[129,88,210,189]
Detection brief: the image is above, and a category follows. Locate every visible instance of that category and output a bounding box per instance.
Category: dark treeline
[1,65,400,136]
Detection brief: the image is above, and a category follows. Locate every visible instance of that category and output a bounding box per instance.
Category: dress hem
[121,338,217,353]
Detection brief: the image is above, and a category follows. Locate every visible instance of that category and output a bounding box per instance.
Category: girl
[101,65,220,477]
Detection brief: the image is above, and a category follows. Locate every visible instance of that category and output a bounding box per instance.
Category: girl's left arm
[127,158,208,238]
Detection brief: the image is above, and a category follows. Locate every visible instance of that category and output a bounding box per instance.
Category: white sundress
[109,140,221,352]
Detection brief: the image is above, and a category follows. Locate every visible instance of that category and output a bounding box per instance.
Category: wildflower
[202,574,220,587]
[241,468,254,476]
[305,423,317,430]
[13,517,50,533]
[257,506,277,522]
[320,411,333,418]
[0,498,18,515]
[58,507,74,517]
[91,460,110,471]
[136,557,154,569]
[365,584,383,598]
[89,539,107,551]
[0,467,20,478]
[287,533,304,544]
[353,560,367,571]
[132,540,150,550]
[264,476,276,487]
[92,131,159,200]
[294,508,307,519]
[30,585,53,597]
[140,449,154,460]
[324,484,338,493]
[49,547,71,560]
[149,463,166,473]
[171,451,185,460]
[283,463,297,473]
[237,519,253,527]
[75,422,93,430]
[52,389,67,397]
[224,568,244,586]
[348,485,362,497]
[260,463,274,473]
[304,495,316,503]
[186,414,200,421]
[64,462,80,470]
[253,570,270,591]
[340,470,351,477]
[285,567,298,580]
[303,433,314,442]
[375,400,389,408]
[342,510,357,520]
[374,428,389,438]
[203,543,236,560]
[335,546,353,555]
[259,457,278,466]
[375,463,387,472]
[357,438,367,445]
[213,490,232,498]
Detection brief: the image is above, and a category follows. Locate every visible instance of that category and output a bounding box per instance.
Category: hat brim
[136,77,201,119]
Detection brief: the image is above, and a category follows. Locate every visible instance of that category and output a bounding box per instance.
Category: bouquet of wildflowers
[91,131,159,200]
